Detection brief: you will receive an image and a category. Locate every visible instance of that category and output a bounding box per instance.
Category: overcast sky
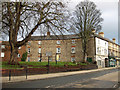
[68,0,119,43]
[4,0,119,44]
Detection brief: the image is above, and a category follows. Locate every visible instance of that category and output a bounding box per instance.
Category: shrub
[73,60,76,64]
[21,52,27,61]
[93,61,97,64]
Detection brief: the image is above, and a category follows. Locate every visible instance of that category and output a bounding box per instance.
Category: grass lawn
[1,61,88,69]
[1,62,23,69]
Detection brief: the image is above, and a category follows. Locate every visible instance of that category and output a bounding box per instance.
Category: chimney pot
[92,29,95,33]
[112,38,116,43]
[99,32,104,37]
[47,32,50,36]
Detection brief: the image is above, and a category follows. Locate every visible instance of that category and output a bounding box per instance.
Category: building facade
[95,37,108,68]
[94,32,120,67]
[0,41,26,61]
[26,32,120,68]
[1,32,120,68]
[26,34,84,62]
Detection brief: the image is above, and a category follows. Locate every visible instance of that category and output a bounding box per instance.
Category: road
[2,68,119,89]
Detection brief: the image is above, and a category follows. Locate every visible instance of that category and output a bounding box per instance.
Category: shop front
[109,59,116,67]
[116,58,120,67]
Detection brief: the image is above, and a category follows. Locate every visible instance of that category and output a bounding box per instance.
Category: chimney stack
[47,32,50,36]
[112,38,116,43]
[99,32,104,37]
[92,29,95,33]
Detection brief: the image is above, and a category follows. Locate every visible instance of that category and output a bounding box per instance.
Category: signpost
[46,52,52,73]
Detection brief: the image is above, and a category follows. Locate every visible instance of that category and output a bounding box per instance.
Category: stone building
[25,32,100,63]
[26,32,120,68]
[1,31,120,68]
[26,33,84,62]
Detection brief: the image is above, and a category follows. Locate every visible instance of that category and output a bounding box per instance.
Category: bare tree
[71,0,103,62]
[1,0,70,65]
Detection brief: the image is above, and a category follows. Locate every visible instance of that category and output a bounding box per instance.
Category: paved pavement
[2,67,119,88]
[2,67,119,83]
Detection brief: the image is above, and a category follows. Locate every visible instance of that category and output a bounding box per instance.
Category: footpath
[1,67,119,83]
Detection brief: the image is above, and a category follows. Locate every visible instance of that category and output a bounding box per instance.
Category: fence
[2,64,98,81]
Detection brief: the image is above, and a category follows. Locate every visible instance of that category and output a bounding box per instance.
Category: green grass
[1,61,88,69]
[19,61,79,67]
[78,62,88,65]
[1,62,23,69]
[27,66,47,69]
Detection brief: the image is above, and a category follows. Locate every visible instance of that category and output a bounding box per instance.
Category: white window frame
[105,42,106,46]
[56,48,61,53]
[72,40,75,44]
[28,57,30,62]
[1,45,5,49]
[38,48,41,53]
[18,47,21,49]
[28,48,30,53]
[38,41,41,45]
[1,52,4,57]
[71,47,75,53]
[38,57,42,62]
[18,54,20,57]
[57,41,60,44]
[71,57,75,62]
[97,60,101,66]
[104,48,107,55]
[97,47,101,54]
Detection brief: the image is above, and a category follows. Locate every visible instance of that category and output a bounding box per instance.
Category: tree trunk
[82,39,86,63]
[8,42,19,65]
[83,50,86,63]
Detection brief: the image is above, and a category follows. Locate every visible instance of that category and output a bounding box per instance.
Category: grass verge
[1,61,88,69]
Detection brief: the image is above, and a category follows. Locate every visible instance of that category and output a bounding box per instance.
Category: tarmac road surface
[2,68,119,89]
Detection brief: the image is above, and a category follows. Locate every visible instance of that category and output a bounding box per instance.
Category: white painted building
[95,37,108,68]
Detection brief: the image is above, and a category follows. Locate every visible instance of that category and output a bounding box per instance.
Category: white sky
[67,0,119,43]
[6,0,119,44]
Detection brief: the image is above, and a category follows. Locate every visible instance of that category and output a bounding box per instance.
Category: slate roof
[30,34,80,40]
[94,34,120,46]
[31,33,120,46]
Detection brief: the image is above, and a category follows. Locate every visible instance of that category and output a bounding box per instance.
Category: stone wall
[27,39,84,62]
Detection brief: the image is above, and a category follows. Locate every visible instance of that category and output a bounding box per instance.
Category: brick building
[0,41,26,61]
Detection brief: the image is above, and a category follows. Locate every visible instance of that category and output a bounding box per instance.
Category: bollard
[9,70,11,81]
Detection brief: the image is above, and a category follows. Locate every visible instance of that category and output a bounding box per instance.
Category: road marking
[113,84,118,88]
[45,86,51,88]
[45,85,55,88]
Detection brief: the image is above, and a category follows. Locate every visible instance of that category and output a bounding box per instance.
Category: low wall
[2,64,98,76]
